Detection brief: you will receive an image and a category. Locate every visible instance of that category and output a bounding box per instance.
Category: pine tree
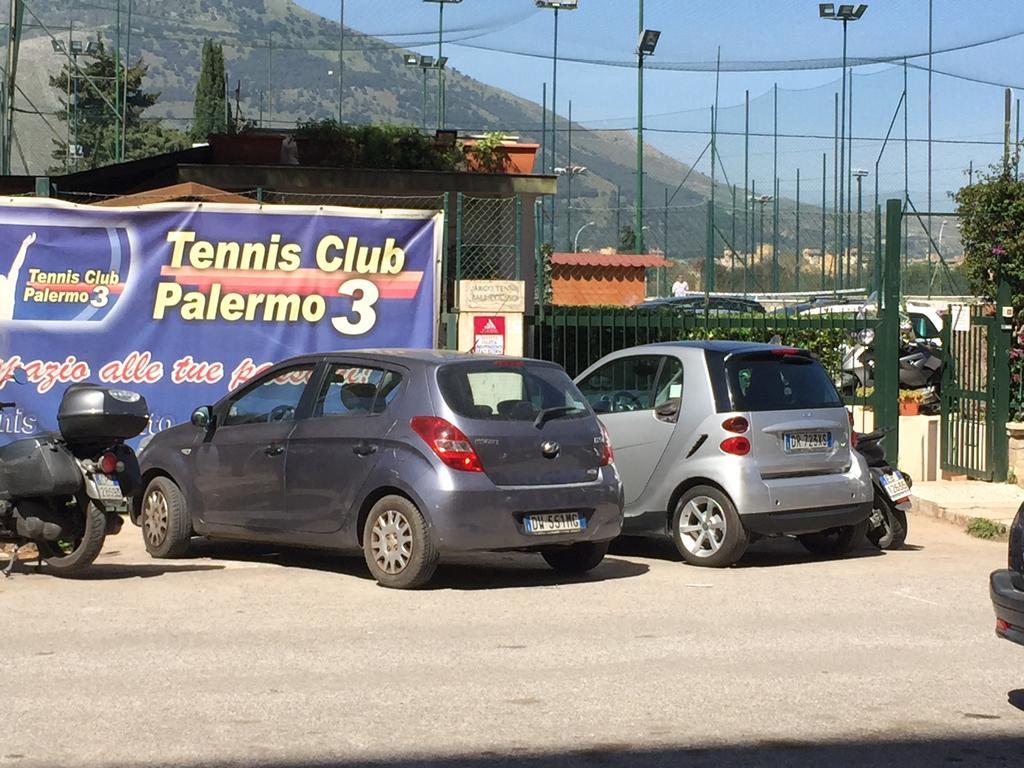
[190,40,230,142]
[48,37,187,172]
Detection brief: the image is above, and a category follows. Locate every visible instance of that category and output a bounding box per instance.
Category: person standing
[671,274,690,297]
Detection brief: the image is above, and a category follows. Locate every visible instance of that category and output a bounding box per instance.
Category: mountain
[13,0,719,255]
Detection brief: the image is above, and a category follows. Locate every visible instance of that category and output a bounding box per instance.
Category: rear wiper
[534,406,583,429]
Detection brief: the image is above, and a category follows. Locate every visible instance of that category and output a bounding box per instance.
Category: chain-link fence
[455,194,522,283]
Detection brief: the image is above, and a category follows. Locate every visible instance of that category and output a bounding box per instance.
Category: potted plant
[899,389,924,416]
[462,131,540,174]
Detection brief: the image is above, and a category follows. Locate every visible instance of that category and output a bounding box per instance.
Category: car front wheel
[671,486,749,568]
[140,477,192,559]
[363,495,438,589]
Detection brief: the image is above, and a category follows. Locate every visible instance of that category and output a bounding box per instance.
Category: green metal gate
[941,286,1012,481]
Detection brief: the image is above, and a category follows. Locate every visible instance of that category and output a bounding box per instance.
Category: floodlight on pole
[573,221,595,252]
[402,53,445,130]
[537,0,580,247]
[635,6,661,256]
[423,0,463,131]
[819,2,867,292]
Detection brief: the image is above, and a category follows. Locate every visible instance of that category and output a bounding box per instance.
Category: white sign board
[458,280,527,313]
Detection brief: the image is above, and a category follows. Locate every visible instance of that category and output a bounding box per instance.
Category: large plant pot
[899,400,920,416]
[462,141,540,174]
[209,134,285,165]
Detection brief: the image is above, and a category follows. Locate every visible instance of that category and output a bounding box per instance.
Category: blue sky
[295,0,1023,205]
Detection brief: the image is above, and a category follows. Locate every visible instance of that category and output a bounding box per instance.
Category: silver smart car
[575,341,872,567]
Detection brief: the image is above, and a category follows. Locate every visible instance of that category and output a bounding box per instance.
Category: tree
[49,38,187,171]
[618,225,636,254]
[190,40,232,143]
[954,155,1024,306]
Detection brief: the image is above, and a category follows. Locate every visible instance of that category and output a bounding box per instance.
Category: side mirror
[191,406,212,429]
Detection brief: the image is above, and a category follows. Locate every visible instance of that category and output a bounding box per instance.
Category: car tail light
[771,347,800,357]
[722,416,749,434]
[848,409,857,449]
[99,451,119,474]
[720,436,751,456]
[410,416,483,473]
[997,618,1011,632]
[599,421,614,466]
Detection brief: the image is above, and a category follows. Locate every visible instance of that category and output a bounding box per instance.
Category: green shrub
[966,517,1008,540]
[294,120,461,171]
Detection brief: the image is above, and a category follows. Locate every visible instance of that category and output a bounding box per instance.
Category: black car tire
[541,541,609,574]
[362,495,438,589]
[140,477,192,559]
[36,499,107,576]
[671,486,749,568]
[867,497,908,550]
[798,518,870,557]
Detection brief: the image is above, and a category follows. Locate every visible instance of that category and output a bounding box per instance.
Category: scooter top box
[57,384,149,442]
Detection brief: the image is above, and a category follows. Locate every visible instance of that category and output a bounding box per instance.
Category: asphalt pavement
[2,514,1022,768]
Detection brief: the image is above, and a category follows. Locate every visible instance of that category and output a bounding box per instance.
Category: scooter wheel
[36,500,107,576]
[867,500,908,550]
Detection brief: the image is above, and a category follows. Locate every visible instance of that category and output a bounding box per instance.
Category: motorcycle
[855,428,912,550]
[0,383,148,577]
[842,334,944,410]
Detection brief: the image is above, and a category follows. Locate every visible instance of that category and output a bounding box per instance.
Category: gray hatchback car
[133,350,623,588]
[575,342,872,567]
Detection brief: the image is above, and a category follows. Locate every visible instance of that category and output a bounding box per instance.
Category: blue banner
[0,198,442,443]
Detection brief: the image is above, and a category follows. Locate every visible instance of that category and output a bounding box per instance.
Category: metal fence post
[992,277,1013,482]
[876,198,903,460]
[514,195,523,280]
[705,201,715,293]
[454,192,464,285]
[34,177,50,197]
[440,191,450,312]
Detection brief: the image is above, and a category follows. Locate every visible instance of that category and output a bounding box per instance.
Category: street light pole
[536,1,578,249]
[853,168,868,288]
[573,221,595,252]
[635,12,661,255]
[424,0,462,131]
[819,4,868,291]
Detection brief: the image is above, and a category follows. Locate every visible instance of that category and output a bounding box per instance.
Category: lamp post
[751,194,773,271]
[636,17,661,255]
[852,168,868,287]
[573,221,596,252]
[819,3,868,292]
[423,0,463,131]
[556,163,587,251]
[402,54,444,131]
[536,0,579,246]
[51,38,98,172]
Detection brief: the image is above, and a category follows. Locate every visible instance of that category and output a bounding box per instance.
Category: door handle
[353,442,378,457]
[264,444,285,457]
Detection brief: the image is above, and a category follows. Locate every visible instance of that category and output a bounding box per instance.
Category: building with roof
[549,251,672,307]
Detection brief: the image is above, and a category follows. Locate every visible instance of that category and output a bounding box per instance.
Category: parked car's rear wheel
[797,518,870,557]
[141,477,192,559]
[671,486,749,568]
[363,495,437,589]
[541,541,609,574]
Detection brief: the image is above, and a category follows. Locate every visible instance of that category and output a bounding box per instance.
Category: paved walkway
[911,480,1023,527]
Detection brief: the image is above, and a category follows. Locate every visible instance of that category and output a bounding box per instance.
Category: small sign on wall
[473,316,506,355]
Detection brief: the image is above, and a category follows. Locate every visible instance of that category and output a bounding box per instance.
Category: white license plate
[784,431,833,452]
[93,474,123,502]
[524,512,585,535]
[880,472,911,501]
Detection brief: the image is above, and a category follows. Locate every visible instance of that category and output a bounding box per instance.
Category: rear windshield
[437,361,589,421]
[725,354,842,412]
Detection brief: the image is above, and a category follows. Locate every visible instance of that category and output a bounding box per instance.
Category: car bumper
[742,501,872,536]
[421,466,624,554]
[990,569,1024,646]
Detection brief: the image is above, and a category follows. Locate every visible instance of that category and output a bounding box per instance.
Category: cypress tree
[190,40,229,142]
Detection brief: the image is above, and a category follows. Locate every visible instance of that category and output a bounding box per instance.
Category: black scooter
[0,383,148,577]
[855,428,912,550]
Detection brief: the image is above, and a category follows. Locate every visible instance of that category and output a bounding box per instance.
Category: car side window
[653,357,684,422]
[577,355,662,414]
[313,364,403,418]
[223,365,315,427]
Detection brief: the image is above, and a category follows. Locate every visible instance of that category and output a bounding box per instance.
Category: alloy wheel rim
[143,490,169,546]
[371,509,413,574]
[678,496,727,558]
